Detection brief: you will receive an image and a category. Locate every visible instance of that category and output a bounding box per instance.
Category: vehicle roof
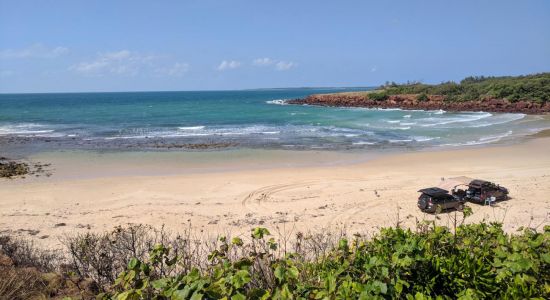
[418,187,450,197]
[469,179,490,186]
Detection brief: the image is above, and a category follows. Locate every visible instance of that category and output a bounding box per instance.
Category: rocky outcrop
[288,94,550,114]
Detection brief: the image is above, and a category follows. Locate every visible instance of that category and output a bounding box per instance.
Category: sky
[0,0,549,93]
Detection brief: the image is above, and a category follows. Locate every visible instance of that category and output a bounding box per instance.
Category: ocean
[1,88,549,152]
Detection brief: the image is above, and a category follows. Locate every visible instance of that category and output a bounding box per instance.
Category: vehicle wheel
[418,199,427,210]
[457,203,464,212]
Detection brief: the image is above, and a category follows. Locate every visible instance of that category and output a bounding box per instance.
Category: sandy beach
[1,136,549,249]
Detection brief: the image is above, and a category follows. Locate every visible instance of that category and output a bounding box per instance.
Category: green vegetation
[368,91,389,101]
[100,223,550,299]
[380,73,550,103]
[2,220,549,299]
[416,93,429,102]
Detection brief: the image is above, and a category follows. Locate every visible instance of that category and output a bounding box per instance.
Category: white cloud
[371,66,377,72]
[70,50,162,76]
[275,61,295,71]
[156,62,190,77]
[71,50,189,77]
[252,57,296,71]
[0,44,68,59]
[217,60,241,71]
[252,57,275,66]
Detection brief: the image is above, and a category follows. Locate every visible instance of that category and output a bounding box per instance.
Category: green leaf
[286,266,299,280]
[231,237,244,246]
[252,227,270,239]
[190,291,204,300]
[172,287,191,300]
[152,278,170,290]
[232,270,251,289]
[128,258,140,270]
[231,293,246,300]
[338,239,349,251]
[116,290,139,300]
[274,265,285,283]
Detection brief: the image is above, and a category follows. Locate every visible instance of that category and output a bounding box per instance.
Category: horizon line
[0,85,376,95]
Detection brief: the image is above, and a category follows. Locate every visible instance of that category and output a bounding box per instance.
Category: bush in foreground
[1,221,548,299]
[99,222,549,300]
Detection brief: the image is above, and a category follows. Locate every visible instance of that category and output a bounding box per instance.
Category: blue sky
[0,0,549,93]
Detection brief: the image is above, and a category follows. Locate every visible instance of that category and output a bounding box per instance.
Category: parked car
[464,179,509,205]
[417,187,465,213]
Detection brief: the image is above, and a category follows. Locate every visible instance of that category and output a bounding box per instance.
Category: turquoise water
[0,89,549,151]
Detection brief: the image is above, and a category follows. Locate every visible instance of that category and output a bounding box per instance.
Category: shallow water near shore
[1,89,550,156]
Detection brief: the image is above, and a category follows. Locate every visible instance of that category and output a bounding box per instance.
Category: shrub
[369,91,389,101]
[381,72,550,103]
[101,223,550,299]
[0,235,61,272]
[417,93,429,101]
[2,220,549,299]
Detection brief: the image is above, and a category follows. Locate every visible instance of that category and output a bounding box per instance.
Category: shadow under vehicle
[417,187,465,213]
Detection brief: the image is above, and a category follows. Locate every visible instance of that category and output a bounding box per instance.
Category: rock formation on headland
[290,73,550,113]
[288,93,550,114]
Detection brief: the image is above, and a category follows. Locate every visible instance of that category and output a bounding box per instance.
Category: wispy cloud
[252,57,296,71]
[217,60,241,71]
[371,66,377,72]
[275,61,295,71]
[0,43,68,59]
[70,50,174,76]
[252,57,275,66]
[155,62,190,77]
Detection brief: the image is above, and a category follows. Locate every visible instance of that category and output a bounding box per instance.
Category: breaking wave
[266,99,288,105]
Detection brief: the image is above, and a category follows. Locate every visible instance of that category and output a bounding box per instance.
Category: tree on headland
[380,73,550,103]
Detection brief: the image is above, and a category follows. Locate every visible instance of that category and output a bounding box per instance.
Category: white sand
[1,138,549,248]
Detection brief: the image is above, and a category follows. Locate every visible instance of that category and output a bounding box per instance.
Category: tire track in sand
[241,181,322,212]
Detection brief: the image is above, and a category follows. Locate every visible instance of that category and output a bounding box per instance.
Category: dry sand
[1,137,549,248]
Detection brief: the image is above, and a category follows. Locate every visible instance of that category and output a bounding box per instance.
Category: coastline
[288,92,550,114]
[1,133,549,248]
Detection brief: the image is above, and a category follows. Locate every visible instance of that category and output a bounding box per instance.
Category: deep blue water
[0,88,548,151]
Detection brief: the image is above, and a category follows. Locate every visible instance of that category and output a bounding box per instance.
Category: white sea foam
[467,114,525,128]
[389,139,413,143]
[419,112,492,127]
[413,136,437,142]
[352,141,377,145]
[0,123,56,136]
[266,99,288,105]
[440,130,513,147]
[178,126,205,130]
